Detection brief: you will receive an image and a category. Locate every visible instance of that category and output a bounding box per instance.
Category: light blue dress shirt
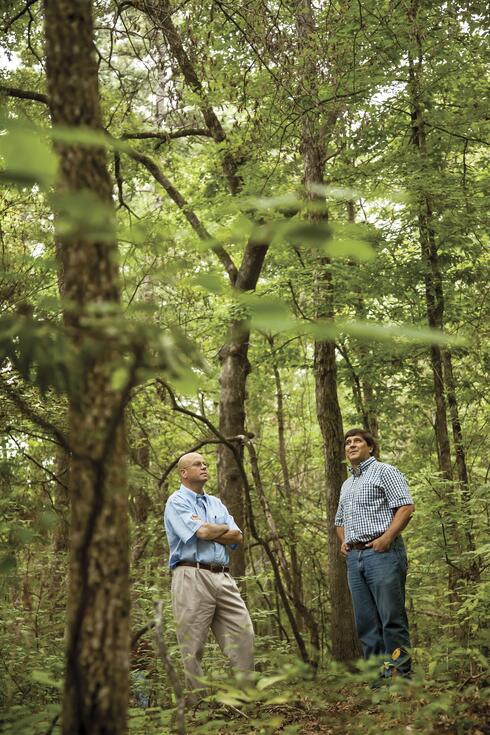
[164,484,241,569]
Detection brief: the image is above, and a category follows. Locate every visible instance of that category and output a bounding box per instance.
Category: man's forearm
[215,530,243,546]
[365,505,415,552]
[383,505,415,540]
[336,526,349,556]
[196,522,229,540]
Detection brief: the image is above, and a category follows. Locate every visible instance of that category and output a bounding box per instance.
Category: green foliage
[0,0,489,733]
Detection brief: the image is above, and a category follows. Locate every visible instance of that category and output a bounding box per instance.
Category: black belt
[349,536,397,550]
[175,561,230,574]
[350,538,380,550]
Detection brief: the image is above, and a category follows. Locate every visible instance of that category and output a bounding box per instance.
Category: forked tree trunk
[141,1,267,577]
[43,1,130,732]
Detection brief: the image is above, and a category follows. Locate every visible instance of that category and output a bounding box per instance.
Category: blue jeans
[346,537,411,675]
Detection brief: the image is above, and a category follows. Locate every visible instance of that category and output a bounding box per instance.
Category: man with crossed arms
[164,452,254,696]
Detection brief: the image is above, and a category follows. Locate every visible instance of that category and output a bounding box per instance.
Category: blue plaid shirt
[164,484,241,569]
[335,456,413,544]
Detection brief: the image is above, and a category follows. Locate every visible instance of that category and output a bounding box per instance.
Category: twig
[6,431,70,491]
[0,377,75,457]
[131,620,155,649]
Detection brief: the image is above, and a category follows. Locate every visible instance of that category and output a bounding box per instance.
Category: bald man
[164,452,254,697]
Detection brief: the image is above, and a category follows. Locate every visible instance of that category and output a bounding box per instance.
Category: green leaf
[12,526,35,544]
[256,674,288,691]
[241,295,297,332]
[111,366,131,391]
[243,193,302,212]
[280,220,332,247]
[31,670,62,689]
[192,272,226,294]
[310,320,467,346]
[0,121,58,189]
[51,125,131,154]
[307,182,361,200]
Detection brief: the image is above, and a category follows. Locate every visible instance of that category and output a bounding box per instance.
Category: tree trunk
[408,27,453,482]
[346,201,379,442]
[314,308,361,662]
[43,2,130,732]
[217,322,250,577]
[295,0,361,662]
[218,243,268,577]
[268,336,304,622]
[407,1,479,594]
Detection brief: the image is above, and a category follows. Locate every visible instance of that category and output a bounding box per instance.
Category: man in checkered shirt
[335,428,415,678]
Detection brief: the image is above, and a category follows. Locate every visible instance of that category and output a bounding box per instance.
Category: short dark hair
[344,428,378,456]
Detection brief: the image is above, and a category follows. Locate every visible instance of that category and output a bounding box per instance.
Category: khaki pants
[171,566,254,692]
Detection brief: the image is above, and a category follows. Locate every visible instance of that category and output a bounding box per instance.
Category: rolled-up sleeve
[164,497,203,544]
[334,494,344,526]
[382,465,413,508]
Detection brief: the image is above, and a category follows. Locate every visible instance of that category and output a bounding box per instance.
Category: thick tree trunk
[141,1,268,578]
[295,0,361,663]
[217,243,268,577]
[217,321,250,577]
[43,2,130,733]
[314,293,361,662]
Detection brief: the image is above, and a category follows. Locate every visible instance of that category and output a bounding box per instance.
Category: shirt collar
[179,484,208,502]
[350,455,376,477]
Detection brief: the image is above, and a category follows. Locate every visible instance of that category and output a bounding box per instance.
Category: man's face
[181,453,209,484]
[344,435,373,466]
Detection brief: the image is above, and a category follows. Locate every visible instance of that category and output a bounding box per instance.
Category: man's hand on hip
[340,542,350,557]
[366,534,392,552]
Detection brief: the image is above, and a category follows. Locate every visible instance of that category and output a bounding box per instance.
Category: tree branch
[0,82,241,283]
[0,377,76,457]
[2,0,40,32]
[0,84,48,104]
[124,145,238,283]
[133,0,243,194]
[121,128,213,142]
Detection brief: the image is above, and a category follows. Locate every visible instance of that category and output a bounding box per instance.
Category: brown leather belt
[175,560,230,573]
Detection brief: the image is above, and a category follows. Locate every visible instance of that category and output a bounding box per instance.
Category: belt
[175,561,230,574]
[349,538,380,550]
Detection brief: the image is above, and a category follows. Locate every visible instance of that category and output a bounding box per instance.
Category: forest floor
[153,679,490,735]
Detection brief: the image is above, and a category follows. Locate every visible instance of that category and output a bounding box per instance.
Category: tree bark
[346,201,379,442]
[43,2,130,732]
[295,0,361,662]
[218,242,268,577]
[408,18,452,482]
